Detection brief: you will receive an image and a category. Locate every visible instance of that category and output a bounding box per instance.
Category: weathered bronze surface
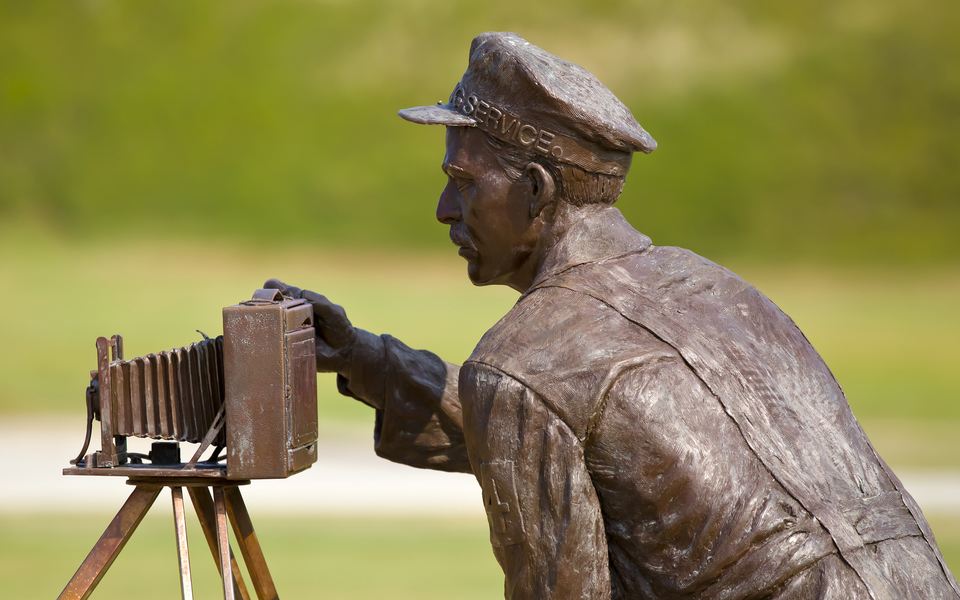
[171,486,194,599]
[59,290,314,598]
[57,479,274,600]
[270,32,960,599]
[58,484,162,600]
[223,288,318,480]
[66,289,318,480]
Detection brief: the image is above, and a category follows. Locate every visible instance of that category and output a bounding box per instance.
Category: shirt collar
[530,206,652,289]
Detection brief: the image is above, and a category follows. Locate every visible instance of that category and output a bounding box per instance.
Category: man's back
[464,283,839,597]
[463,207,958,598]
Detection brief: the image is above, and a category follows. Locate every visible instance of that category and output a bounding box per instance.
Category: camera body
[222,290,318,479]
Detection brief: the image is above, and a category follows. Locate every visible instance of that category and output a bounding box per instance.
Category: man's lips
[450,231,478,261]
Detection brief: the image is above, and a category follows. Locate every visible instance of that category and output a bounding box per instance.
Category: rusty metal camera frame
[59,289,319,600]
[73,333,228,472]
[66,288,318,479]
[59,479,276,600]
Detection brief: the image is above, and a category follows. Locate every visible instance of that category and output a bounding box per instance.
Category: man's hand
[263,278,358,374]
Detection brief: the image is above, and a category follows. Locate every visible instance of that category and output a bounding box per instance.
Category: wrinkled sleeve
[336,329,471,473]
[461,362,611,600]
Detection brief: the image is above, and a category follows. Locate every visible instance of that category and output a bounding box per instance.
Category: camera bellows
[109,337,225,445]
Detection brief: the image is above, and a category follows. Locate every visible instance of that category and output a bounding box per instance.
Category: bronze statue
[268,32,960,599]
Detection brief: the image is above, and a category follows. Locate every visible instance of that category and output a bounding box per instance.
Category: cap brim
[638,129,657,154]
[398,104,477,126]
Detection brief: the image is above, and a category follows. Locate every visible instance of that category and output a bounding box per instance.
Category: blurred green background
[3,0,959,261]
[1,0,959,597]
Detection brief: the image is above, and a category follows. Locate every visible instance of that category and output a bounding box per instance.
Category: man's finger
[297,289,354,347]
[263,278,303,298]
[298,289,344,322]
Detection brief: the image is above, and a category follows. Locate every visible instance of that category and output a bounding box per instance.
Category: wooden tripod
[58,477,278,600]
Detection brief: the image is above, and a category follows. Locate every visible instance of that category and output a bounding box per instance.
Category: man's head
[436,126,552,291]
[399,32,655,290]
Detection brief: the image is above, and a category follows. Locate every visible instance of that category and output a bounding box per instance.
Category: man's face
[437,127,540,291]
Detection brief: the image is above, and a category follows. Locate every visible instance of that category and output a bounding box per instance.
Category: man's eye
[455,179,473,194]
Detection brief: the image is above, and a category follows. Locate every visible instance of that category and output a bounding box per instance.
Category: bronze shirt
[338,207,959,600]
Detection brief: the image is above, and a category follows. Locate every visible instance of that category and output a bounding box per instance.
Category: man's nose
[436,180,462,224]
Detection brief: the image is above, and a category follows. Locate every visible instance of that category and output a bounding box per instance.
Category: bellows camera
[69,288,318,480]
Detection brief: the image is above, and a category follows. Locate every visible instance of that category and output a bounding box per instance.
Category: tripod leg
[58,484,162,600]
[171,487,194,600]
[188,487,250,600]
[213,486,235,600]
[224,486,279,600]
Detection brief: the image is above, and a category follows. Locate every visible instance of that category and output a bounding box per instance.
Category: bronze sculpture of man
[268,32,960,599]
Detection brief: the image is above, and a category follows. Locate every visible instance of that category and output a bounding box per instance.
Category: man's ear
[525,162,556,219]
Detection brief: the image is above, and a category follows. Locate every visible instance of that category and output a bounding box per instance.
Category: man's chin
[466,262,496,287]
[466,263,485,285]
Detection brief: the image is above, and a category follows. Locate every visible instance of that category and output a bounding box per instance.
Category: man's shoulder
[465,283,680,438]
[469,283,673,367]
[539,243,775,341]
[465,242,734,389]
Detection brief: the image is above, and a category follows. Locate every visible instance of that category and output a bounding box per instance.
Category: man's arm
[339,330,470,472]
[460,361,611,600]
[264,279,471,473]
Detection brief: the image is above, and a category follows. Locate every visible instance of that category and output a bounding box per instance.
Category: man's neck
[503,203,610,293]
[525,204,652,292]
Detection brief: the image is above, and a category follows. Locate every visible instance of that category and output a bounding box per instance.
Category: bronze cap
[399,32,656,176]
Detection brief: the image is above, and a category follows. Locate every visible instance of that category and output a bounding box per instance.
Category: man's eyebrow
[442,163,471,178]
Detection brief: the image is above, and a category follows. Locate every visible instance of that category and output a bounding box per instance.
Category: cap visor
[398,104,477,126]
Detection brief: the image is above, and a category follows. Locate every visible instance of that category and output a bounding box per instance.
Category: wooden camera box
[222,289,318,479]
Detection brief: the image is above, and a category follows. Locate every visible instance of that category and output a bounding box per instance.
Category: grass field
[3,512,959,599]
[1,231,958,424]
[0,228,517,418]
[1,513,503,600]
